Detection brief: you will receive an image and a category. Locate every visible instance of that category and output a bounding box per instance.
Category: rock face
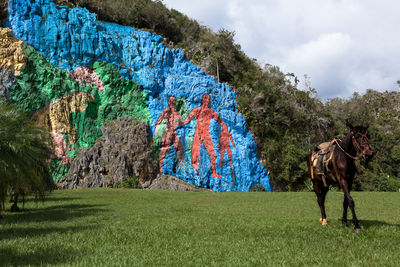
[68,66,105,92]
[57,118,157,189]
[0,27,26,75]
[31,91,95,164]
[5,0,273,192]
[31,91,94,138]
[148,174,210,191]
[0,27,20,99]
[0,67,15,99]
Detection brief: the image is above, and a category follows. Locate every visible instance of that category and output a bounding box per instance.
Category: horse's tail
[306,153,314,179]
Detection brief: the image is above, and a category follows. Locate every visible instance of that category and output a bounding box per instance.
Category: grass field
[0,189,399,266]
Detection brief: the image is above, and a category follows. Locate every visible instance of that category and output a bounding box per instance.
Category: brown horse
[306,121,373,232]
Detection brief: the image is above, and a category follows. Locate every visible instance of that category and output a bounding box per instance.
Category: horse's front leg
[340,180,360,232]
[342,195,348,227]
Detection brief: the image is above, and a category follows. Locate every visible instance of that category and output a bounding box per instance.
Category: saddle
[310,140,336,187]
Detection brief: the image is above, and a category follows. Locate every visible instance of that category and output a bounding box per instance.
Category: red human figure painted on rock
[182,94,223,178]
[218,124,235,167]
[154,97,183,173]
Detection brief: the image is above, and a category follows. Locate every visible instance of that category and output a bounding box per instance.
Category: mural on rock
[2,0,273,192]
[155,96,184,174]
[0,27,26,76]
[219,124,235,169]
[31,91,95,164]
[182,94,224,178]
[69,66,106,93]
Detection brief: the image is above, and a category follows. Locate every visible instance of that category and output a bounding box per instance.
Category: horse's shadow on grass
[360,220,400,229]
[337,219,400,229]
[0,198,108,265]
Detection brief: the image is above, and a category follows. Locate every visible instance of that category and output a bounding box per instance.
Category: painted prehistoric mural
[1,0,273,192]
[156,94,236,179]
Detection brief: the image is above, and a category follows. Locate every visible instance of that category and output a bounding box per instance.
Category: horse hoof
[354,228,361,233]
[322,219,328,226]
[318,218,322,223]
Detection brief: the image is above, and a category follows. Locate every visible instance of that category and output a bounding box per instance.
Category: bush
[249,184,266,192]
[372,173,400,192]
[114,176,140,189]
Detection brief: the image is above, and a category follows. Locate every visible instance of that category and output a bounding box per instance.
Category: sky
[162,0,400,100]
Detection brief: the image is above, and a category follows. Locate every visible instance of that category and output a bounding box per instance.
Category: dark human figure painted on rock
[154,96,183,173]
[219,123,235,168]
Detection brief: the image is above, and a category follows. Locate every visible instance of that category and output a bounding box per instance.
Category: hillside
[1,0,399,191]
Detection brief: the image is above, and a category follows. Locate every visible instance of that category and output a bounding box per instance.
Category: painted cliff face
[0,27,26,76]
[155,94,236,179]
[31,91,95,164]
[4,0,273,192]
[68,66,105,92]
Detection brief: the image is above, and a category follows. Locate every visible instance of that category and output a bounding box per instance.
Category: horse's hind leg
[313,178,328,225]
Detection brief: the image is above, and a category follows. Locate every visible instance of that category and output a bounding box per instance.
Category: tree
[0,102,53,218]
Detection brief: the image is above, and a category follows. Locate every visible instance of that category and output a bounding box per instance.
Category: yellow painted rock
[32,91,95,144]
[0,27,27,75]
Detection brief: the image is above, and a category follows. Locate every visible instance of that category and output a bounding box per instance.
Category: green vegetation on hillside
[0,189,399,265]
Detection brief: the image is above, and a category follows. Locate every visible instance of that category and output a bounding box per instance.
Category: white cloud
[283,33,356,97]
[285,33,355,70]
[163,0,400,99]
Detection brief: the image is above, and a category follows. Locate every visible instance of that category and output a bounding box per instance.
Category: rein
[333,138,364,160]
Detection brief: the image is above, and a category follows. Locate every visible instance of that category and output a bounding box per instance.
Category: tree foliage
[0,102,53,216]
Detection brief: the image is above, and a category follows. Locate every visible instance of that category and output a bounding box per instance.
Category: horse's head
[346,121,374,162]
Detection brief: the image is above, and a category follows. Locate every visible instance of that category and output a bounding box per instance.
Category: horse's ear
[345,119,354,130]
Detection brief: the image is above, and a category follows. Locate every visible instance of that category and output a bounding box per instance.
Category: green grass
[0,189,399,266]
